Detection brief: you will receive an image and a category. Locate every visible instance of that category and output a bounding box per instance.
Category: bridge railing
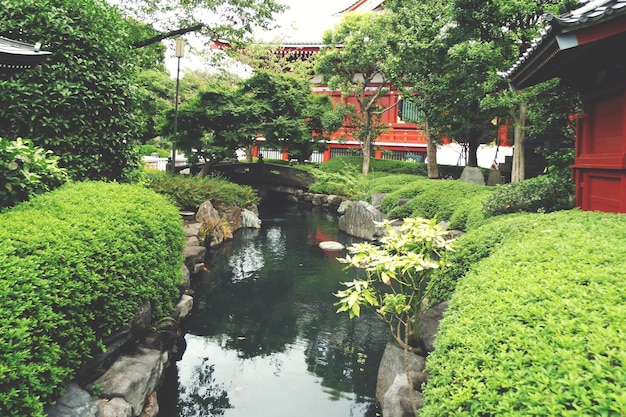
[210,162,316,189]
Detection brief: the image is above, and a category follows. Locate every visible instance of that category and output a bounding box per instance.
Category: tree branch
[133,23,206,48]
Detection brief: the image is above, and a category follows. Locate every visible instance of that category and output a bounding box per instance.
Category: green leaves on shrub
[0,137,68,209]
[144,171,259,211]
[0,182,185,417]
[381,179,494,231]
[421,211,626,416]
[482,174,574,216]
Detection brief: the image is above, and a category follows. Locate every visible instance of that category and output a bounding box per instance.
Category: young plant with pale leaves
[334,217,454,352]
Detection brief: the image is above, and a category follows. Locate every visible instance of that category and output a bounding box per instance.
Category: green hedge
[144,171,259,211]
[381,179,494,231]
[0,182,185,417]
[483,174,575,216]
[422,210,626,416]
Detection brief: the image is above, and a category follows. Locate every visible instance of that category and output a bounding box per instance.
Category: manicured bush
[422,210,626,416]
[381,179,494,231]
[428,213,534,307]
[308,169,360,197]
[0,137,68,209]
[482,174,575,216]
[0,182,185,417]
[144,171,259,211]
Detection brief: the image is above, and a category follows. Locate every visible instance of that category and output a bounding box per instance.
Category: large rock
[90,348,167,416]
[338,200,384,240]
[337,200,354,215]
[241,209,262,229]
[459,166,485,185]
[418,301,449,353]
[96,397,133,417]
[219,206,243,234]
[183,245,205,271]
[195,201,225,247]
[45,383,97,417]
[376,343,427,417]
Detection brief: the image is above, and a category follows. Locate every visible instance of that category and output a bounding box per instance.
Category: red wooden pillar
[323,147,332,162]
[374,149,383,159]
[282,146,289,161]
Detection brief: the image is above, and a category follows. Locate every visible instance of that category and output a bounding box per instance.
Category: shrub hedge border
[0,181,185,417]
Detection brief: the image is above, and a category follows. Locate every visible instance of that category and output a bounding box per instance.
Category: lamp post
[170,38,185,173]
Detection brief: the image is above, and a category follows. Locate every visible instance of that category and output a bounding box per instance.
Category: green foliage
[482,174,575,216]
[422,210,626,416]
[0,0,143,182]
[144,171,259,211]
[335,218,454,351]
[428,213,534,307]
[308,170,359,197]
[140,144,170,158]
[316,11,401,174]
[0,182,185,416]
[172,70,341,167]
[379,179,493,231]
[0,137,68,208]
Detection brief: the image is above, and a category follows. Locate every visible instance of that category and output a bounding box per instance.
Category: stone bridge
[209,162,316,194]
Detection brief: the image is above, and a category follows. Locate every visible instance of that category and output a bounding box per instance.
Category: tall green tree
[389,0,577,178]
[0,0,144,181]
[315,11,401,175]
[172,70,341,174]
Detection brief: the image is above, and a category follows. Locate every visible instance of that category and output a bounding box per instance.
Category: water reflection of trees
[186,211,389,414]
[177,357,233,417]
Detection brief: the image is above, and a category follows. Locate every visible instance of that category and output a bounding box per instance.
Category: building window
[398,99,425,123]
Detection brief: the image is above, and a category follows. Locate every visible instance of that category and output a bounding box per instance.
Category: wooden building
[0,36,51,76]
[503,0,626,212]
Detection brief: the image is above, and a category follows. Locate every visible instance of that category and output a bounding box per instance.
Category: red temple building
[260,0,430,163]
[503,0,626,212]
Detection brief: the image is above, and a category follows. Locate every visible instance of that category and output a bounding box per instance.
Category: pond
[158,208,390,417]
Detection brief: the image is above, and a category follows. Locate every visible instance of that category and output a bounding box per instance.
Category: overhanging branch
[133,23,206,48]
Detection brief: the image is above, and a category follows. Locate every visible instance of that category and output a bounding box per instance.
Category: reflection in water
[159,210,389,417]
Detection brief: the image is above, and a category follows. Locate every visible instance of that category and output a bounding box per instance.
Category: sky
[257,0,358,42]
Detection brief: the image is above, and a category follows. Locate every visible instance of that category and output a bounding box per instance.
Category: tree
[0,0,144,181]
[385,0,452,179]
[113,0,286,49]
[172,70,340,173]
[315,12,401,175]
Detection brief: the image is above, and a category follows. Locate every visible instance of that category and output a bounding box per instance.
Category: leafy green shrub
[428,213,534,306]
[308,170,360,197]
[140,144,170,158]
[0,137,68,209]
[422,210,626,416]
[0,0,144,182]
[0,182,185,417]
[482,174,574,215]
[381,179,493,231]
[144,171,259,211]
[364,173,422,196]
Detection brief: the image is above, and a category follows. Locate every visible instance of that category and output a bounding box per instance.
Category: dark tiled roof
[500,0,626,84]
[0,36,52,70]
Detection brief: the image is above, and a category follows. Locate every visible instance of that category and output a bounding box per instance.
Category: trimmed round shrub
[422,210,626,416]
[0,182,185,417]
[482,174,574,216]
[381,179,494,231]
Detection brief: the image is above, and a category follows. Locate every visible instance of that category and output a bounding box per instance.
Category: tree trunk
[245,145,254,163]
[362,139,371,175]
[468,136,479,167]
[511,102,528,183]
[425,118,439,179]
